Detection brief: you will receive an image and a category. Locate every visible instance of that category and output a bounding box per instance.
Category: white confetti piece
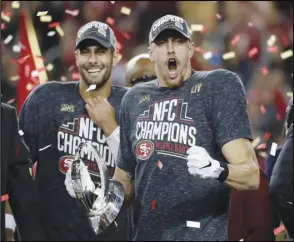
[56,25,64,37]
[239,239,244,241]
[4,35,13,44]
[18,130,24,136]
[121,6,131,15]
[286,92,293,97]
[10,75,19,81]
[39,144,52,151]
[186,221,200,228]
[248,22,253,27]
[40,15,52,22]
[47,31,56,37]
[190,24,204,32]
[46,63,54,71]
[11,1,20,9]
[270,143,277,156]
[203,51,212,60]
[86,85,97,92]
[114,221,118,227]
[37,11,48,16]
[60,76,67,82]
[12,44,21,52]
[280,50,293,60]
[267,35,276,46]
[65,9,79,17]
[31,70,39,78]
[1,12,11,22]
[222,52,236,60]
[110,1,115,4]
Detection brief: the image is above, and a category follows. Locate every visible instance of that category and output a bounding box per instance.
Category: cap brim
[151,25,190,43]
[75,36,112,50]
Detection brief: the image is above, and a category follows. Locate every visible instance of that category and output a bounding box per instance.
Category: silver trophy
[70,142,124,234]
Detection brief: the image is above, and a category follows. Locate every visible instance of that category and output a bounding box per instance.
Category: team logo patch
[135,140,154,160]
[98,27,106,37]
[59,155,75,174]
[175,21,183,30]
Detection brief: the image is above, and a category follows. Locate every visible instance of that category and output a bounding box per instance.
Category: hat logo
[175,21,183,30]
[98,27,106,37]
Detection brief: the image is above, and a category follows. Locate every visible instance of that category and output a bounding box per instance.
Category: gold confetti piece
[1,12,10,22]
[46,63,54,71]
[65,9,79,16]
[40,15,52,22]
[286,92,293,97]
[56,25,64,37]
[47,31,56,37]
[11,1,20,9]
[267,35,276,46]
[12,45,21,53]
[190,24,204,32]
[251,137,261,148]
[222,52,236,60]
[270,142,277,156]
[186,221,200,228]
[10,76,19,81]
[121,6,131,15]
[37,11,48,16]
[280,50,293,60]
[26,83,34,91]
[4,35,13,44]
[203,51,212,60]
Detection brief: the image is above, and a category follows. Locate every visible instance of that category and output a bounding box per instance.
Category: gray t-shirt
[19,81,131,241]
[117,69,253,241]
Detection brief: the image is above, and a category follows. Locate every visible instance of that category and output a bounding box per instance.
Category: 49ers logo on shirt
[135,140,154,160]
[59,155,75,174]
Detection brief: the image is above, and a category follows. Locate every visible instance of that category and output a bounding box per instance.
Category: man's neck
[79,79,112,100]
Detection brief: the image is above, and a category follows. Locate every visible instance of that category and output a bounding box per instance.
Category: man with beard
[125,54,156,87]
[112,14,260,240]
[19,21,130,241]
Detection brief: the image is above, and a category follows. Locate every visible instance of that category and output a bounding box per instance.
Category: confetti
[1,23,6,30]
[65,9,79,17]
[1,12,11,22]
[222,52,236,60]
[45,64,53,72]
[203,51,212,60]
[259,152,267,158]
[251,137,261,148]
[274,224,285,236]
[1,194,9,202]
[280,50,293,60]
[230,35,240,46]
[68,65,75,72]
[31,70,39,78]
[26,83,34,91]
[267,46,278,53]
[257,143,266,150]
[37,11,48,16]
[276,113,282,121]
[11,1,20,9]
[157,160,163,169]
[114,221,118,227]
[267,35,276,46]
[194,47,204,54]
[7,98,15,104]
[40,15,52,22]
[18,55,31,64]
[72,72,80,80]
[48,22,60,28]
[121,6,131,15]
[264,132,271,141]
[12,44,21,52]
[270,142,277,156]
[239,239,244,241]
[248,22,253,27]
[39,144,52,151]
[110,1,115,4]
[216,13,222,20]
[286,92,293,98]
[122,32,131,40]
[60,76,67,82]
[186,221,200,228]
[151,200,156,211]
[56,25,64,37]
[18,130,24,136]
[47,31,56,37]
[248,47,258,58]
[190,24,204,32]
[106,17,115,25]
[260,104,266,114]
[4,35,13,44]
[86,85,97,92]
[261,66,268,76]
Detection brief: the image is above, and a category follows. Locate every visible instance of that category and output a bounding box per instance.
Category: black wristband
[217,162,229,182]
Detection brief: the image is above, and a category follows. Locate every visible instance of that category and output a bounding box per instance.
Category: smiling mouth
[87,68,102,74]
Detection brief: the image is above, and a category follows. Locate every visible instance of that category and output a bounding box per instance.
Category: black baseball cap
[75,21,116,50]
[149,15,191,44]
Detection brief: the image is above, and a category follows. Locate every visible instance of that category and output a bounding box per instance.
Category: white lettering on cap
[77,21,108,38]
[152,15,184,32]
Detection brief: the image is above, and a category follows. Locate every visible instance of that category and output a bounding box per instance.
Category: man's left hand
[187,146,224,179]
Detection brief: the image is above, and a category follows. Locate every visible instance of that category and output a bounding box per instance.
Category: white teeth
[88,68,101,73]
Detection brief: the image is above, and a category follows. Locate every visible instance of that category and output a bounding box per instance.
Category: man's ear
[148,46,154,62]
[112,49,120,67]
[189,42,195,59]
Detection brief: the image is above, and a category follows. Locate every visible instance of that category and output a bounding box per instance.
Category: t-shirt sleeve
[116,92,137,180]
[207,69,253,148]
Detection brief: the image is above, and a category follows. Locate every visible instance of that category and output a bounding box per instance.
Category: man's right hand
[64,162,95,198]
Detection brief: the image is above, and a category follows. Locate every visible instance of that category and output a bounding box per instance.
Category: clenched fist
[85,96,118,136]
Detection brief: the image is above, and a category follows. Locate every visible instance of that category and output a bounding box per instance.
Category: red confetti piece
[194,47,204,54]
[65,9,79,17]
[248,47,258,58]
[264,132,271,141]
[257,143,266,150]
[151,200,156,211]
[274,224,285,236]
[230,35,240,46]
[267,46,278,53]
[18,55,31,64]
[48,22,60,28]
[261,66,268,76]
[106,17,115,25]
[1,23,5,30]
[72,72,80,80]
[260,104,266,114]
[122,32,131,40]
[3,11,12,17]
[157,160,163,170]
[276,113,282,121]
[1,194,9,202]
[16,144,20,157]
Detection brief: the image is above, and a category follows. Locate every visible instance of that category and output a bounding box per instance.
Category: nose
[167,39,175,55]
[88,51,97,64]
